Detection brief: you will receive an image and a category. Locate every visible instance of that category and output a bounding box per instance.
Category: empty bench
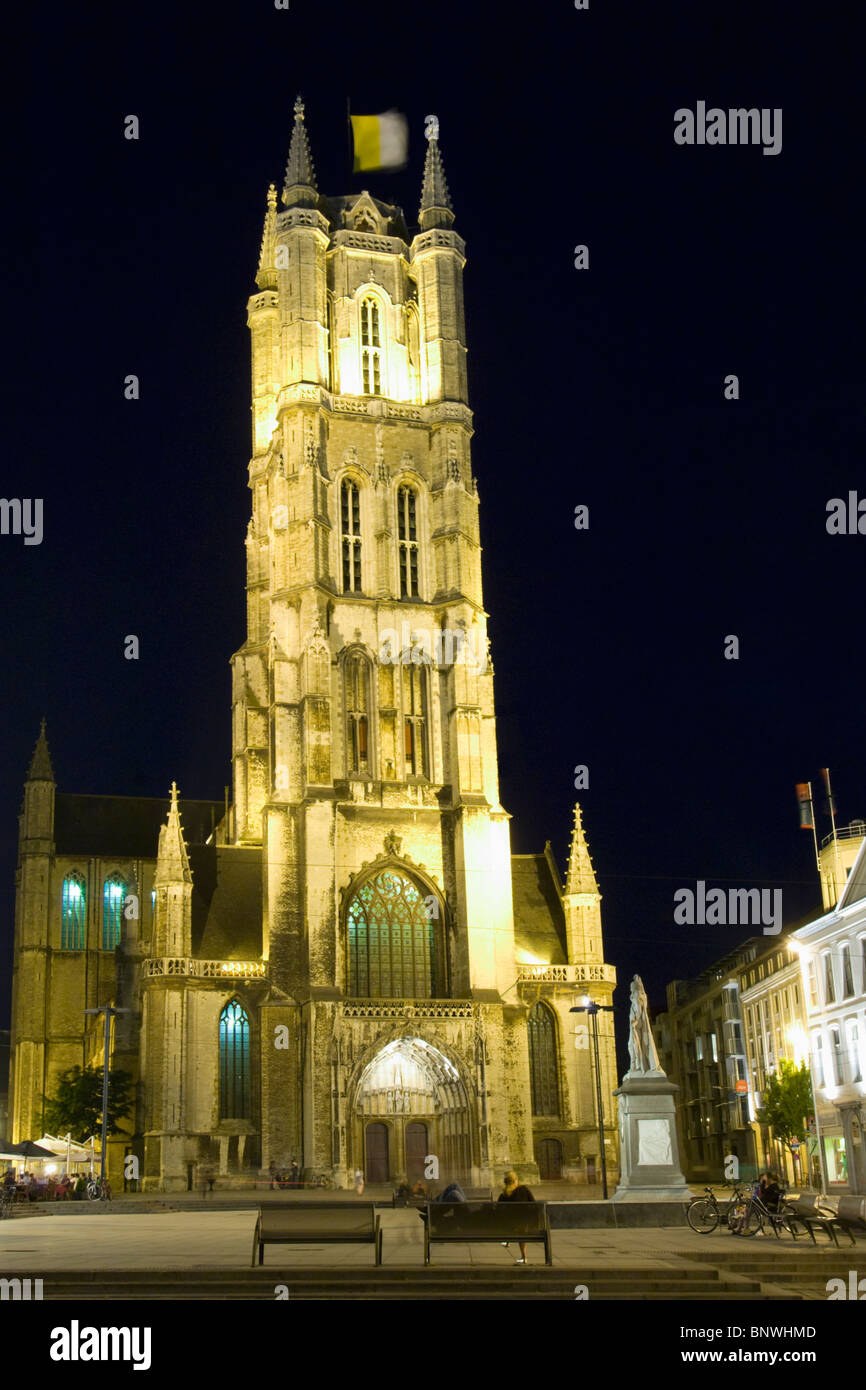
[784,1194,864,1247]
[423,1201,551,1265]
[251,1202,383,1266]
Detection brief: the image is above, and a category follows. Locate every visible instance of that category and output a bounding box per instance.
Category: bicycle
[0,1187,16,1219]
[687,1184,749,1234]
[86,1176,112,1202]
[729,1185,798,1239]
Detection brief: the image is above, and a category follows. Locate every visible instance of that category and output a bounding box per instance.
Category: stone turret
[152,782,193,958]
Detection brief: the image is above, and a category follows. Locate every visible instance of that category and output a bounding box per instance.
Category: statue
[627,974,662,1075]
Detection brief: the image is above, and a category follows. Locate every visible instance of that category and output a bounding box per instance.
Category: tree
[756,1059,813,1178]
[43,1066,134,1143]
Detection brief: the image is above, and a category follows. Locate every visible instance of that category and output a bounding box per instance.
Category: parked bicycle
[728,1183,798,1238]
[85,1176,113,1202]
[686,1184,749,1235]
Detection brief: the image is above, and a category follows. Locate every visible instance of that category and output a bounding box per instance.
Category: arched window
[347,869,442,998]
[397,485,419,597]
[360,297,382,395]
[219,1000,251,1120]
[402,662,428,777]
[527,1002,560,1117]
[61,872,86,950]
[102,873,126,950]
[345,652,371,775]
[406,302,421,403]
[325,291,335,392]
[341,478,362,592]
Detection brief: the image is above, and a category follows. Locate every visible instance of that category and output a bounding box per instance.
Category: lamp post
[84,1005,130,1184]
[570,994,614,1198]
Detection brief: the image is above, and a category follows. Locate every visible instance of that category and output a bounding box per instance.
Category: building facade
[8,104,618,1191]
[738,940,810,1186]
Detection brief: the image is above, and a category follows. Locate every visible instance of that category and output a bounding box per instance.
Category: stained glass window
[102,873,126,950]
[527,1002,560,1117]
[347,870,439,998]
[219,1000,251,1120]
[61,872,86,950]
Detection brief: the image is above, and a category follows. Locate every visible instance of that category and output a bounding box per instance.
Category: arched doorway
[353,1036,475,1184]
[537,1137,563,1180]
[365,1122,389,1183]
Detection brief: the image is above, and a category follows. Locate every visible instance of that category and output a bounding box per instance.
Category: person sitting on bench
[498,1170,536,1263]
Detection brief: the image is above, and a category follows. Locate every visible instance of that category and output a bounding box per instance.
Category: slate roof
[191,846,262,959]
[511,853,567,964]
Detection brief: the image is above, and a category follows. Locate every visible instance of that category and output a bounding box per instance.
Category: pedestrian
[436,1181,467,1203]
[289,1158,300,1189]
[268,1162,279,1191]
[497,1169,536,1264]
[354,1167,365,1196]
[2,1168,15,1190]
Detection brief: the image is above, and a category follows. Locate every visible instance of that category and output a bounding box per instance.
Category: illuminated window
[814,1032,825,1087]
[341,479,362,592]
[806,958,818,1008]
[102,873,126,950]
[219,1000,250,1120]
[347,870,441,998]
[830,1024,844,1085]
[406,302,421,402]
[345,653,370,775]
[397,486,419,597]
[527,1002,560,1117]
[360,297,382,395]
[402,662,428,777]
[841,943,854,998]
[847,1018,861,1084]
[823,952,836,1004]
[325,291,335,391]
[61,872,86,950]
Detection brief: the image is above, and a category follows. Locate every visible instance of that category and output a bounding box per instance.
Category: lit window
[345,653,370,775]
[219,1000,250,1119]
[830,1024,844,1085]
[102,873,126,950]
[347,870,441,998]
[360,297,383,396]
[341,479,362,592]
[847,1018,861,1084]
[824,953,836,1004]
[397,486,419,597]
[61,873,86,950]
[841,943,854,998]
[402,663,428,777]
[528,1002,560,1117]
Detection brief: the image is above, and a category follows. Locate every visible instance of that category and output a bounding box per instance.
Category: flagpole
[823,767,842,902]
[347,96,352,174]
[807,781,820,877]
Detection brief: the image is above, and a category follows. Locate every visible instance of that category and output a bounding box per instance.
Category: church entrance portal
[353,1037,474,1185]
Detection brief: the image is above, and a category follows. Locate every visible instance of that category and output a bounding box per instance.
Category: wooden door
[365,1122,389,1184]
[538,1137,563,1180]
[405,1122,428,1184]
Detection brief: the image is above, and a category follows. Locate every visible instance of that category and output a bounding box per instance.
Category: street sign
[790,1140,800,1150]
[735,1080,748,1095]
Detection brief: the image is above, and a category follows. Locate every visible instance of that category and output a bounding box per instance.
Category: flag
[350,110,408,172]
[796,782,813,829]
[820,767,837,817]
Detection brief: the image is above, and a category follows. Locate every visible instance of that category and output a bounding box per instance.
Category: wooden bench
[423,1201,552,1265]
[392,1187,492,1208]
[251,1202,383,1266]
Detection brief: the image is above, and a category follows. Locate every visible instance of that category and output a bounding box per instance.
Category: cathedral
[9,102,619,1191]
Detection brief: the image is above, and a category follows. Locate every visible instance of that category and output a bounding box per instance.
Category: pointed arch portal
[352,1036,474,1184]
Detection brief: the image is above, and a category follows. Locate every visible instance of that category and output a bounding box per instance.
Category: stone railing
[342,1000,473,1019]
[516,963,616,985]
[142,958,267,980]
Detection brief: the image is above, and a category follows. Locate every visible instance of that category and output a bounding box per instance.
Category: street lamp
[84,1005,130,1185]
[570,993,614,1199]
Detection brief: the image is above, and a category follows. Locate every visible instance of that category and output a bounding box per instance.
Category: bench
[251,1202,383,1266]
[423,1201,552,1265]
[784,1194,859,1248]
[392,1187,493,1208]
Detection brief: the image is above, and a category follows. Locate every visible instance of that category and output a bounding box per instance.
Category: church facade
[8,103,618,1191]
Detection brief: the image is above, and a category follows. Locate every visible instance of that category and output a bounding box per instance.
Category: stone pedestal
[611,1072,692,1201]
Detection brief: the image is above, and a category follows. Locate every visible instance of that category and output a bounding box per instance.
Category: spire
[27,718,54,782]
[256,183,278,290]
[418,115,454,230]
[565,802,599,897]
[155,781,193,886]
[282,94,317,206]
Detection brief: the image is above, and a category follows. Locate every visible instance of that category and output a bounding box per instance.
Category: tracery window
[61,872,86,950]
[527,1001,560,1117]
[361,297,382,396]
[219,999,251,1120]
[347,870,440,998]
[402,662,428,777]
[341,479,362,592]
[397,485,419,597]
[102,873,126,950]
[345,652,370,774]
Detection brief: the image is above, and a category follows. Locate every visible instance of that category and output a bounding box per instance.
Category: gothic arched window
[61,872,86,950]
[347,869,442,998]
[102,873,126,950]
[527,1002,560,1117]
[360,297,382,395]
[341,478,362,592]
[406,302,421,403]
[345,652,371,775]
[397,485,419,597]
[219,999,251,1120]
[402,662,428,777]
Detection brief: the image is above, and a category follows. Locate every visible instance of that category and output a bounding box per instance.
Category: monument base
[611,1071,693,1202]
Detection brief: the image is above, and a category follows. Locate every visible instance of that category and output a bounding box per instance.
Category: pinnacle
[27,718,54,782]
[565,801,599,896]
[418,132,453,229]
[155,782,193,886]
[283,93,317,202]
[256,183,278,290]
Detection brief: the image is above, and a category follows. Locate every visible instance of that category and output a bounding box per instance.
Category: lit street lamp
[570,994,614,1199]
